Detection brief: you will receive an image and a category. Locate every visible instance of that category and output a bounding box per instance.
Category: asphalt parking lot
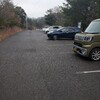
[0,30,100,100]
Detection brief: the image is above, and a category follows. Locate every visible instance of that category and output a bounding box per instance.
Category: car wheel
[53,35,58,40]
[89,48,100,61]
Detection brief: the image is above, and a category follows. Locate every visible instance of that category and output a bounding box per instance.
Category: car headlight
[83,36,93,42]
[75,35,93,42]
[75,35,84,41]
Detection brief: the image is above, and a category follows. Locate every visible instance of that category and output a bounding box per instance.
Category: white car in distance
[43,26,62,34]
[42,26,49,32]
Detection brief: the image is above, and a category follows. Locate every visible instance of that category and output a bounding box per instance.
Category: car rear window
[53,27,59,29]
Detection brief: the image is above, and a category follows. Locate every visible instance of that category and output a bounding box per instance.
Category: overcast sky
[12,0,65,18]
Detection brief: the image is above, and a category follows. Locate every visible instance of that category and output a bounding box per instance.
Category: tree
[0,0,27,28]
[15,6,27,28]
[45,9,56,26]
[62,0,99,31]
[45,7,65,26]
[0,0,16,27]
[96,0,100,16]
[0,0,27,29]
[35,17,45,28]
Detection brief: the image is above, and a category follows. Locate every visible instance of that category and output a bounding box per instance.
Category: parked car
[73,19,100,61]
[42,26,49,32]
[47,27,81,40]
[44,26,62,34]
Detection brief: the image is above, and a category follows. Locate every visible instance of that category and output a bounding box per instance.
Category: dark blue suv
[47,27,81,40]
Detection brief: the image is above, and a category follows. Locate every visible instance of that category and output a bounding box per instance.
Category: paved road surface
[0,30,100,100]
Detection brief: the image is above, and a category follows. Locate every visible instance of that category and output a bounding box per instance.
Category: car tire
[89,48,100,61]
[53,35,58,40]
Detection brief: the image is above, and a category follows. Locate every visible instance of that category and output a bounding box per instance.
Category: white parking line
[76,70,100,74]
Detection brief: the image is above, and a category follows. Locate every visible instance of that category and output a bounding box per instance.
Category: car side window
[75,28,81,32]
[62,29,69,33]
[53,27,59,29]
[68,28,75,33]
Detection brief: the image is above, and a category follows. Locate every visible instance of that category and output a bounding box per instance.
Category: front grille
[74,42,82,47]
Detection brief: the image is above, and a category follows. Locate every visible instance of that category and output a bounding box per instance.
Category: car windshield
[61,27,80,33]
[61,28,69,32]
[85,21,100,34]
[53,27,59,29]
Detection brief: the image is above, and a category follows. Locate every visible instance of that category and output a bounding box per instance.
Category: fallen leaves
[0,27,23,42]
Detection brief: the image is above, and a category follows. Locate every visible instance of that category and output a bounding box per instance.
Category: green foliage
[45,14,56,26]
[15,7,27,28]
[28,17,45,29]
[35,17,45,28]
[0,0,99,30]
[62,0,100,31]
[0,17,4,26]
[27,18,33,29]
[45,10,56,26]
[96,0,100,16]
[45,7,65,26]
[0,0,27,29]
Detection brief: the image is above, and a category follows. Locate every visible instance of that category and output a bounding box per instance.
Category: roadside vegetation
[27,0,100,31]
[0,0,26,41]
[0,0,100,41]
[45,0,100,31]
[0,0,27,29]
